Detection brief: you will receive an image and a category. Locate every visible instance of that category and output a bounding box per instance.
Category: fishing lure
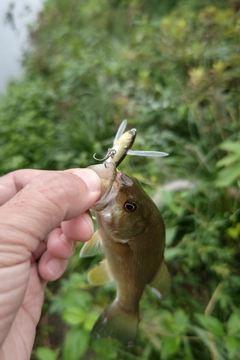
[92,119,168,201]
[94,119,168,167]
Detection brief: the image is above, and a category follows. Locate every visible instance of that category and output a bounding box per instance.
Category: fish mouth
[88,164,112,180]
[99,170,123,204]
[90,164,122,211]
[89,163,121,193]
[89,164,133,211]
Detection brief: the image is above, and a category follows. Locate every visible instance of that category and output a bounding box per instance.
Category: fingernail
[84,213,94,235]
[73,169,101,193]
[60,233,75,252]
[46,258,61,277]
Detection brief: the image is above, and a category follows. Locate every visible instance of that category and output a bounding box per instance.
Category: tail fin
[91,300,139,346]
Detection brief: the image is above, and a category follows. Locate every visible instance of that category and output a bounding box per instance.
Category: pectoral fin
[149,260,171,299]
[79,230,103,258]
[88,259,113,285]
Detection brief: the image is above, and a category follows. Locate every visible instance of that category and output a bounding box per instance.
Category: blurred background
[0,0,239,359]
[0,0,44,92]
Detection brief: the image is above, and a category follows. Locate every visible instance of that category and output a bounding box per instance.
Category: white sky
[0,0,44,93]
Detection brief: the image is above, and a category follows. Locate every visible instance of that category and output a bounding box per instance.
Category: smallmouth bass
[80,167,171,346]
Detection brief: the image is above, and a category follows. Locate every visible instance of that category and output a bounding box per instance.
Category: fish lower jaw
[113,238,129,244]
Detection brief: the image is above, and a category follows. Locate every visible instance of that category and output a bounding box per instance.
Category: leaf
[219,142,240,155]
[195,314,224,337]
[161,336,181,359]
[62,328,89,360]
[62,307,86,326]
[225,336,240,359]
[227,312,240,335]
[165,247,180,261]
[215,162,240,187]
[165,227,177,246]
[227,223,240,240]
[34,347,59,360]
[216,153,240,168]
[173,310,189,334]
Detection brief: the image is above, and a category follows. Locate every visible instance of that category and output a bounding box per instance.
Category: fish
[80,168,171,346]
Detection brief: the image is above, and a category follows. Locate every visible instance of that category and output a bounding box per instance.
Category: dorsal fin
[79,230,103,258]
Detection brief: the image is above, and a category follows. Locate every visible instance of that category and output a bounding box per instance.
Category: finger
[61,211,94,242]
[0,169,46,205]
[0,168,101,205]
[32,241,47,261]
[47,228,75,259]
[37,250,69,281]
[0,169,101,263]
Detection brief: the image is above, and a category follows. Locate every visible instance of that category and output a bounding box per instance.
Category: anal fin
[149,260,171,299]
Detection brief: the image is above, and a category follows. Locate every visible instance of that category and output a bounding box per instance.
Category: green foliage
[34,347,60,360]
[62,328,89,360]
[0,0,239,359]
[216,141,240,187]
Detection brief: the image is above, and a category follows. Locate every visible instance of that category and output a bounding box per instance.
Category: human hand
[0,169,101,360]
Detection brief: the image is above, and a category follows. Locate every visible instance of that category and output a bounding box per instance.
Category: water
[0,0,44,93]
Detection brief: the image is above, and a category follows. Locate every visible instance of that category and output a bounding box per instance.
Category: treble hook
[93,148,117,163]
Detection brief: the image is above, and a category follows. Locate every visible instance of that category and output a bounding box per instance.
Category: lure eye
[124,201,137,212]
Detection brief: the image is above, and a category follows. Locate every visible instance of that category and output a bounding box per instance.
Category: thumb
[0,169,101,264]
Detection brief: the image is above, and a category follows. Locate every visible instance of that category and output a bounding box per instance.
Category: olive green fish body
[80,170,171,345]
[97,176,165,312]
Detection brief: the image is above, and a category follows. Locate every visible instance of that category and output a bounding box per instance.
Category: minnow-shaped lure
[94,119,168,167]
[92,120,168,201]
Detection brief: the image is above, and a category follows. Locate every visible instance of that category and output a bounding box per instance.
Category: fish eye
[124,201,137,212]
